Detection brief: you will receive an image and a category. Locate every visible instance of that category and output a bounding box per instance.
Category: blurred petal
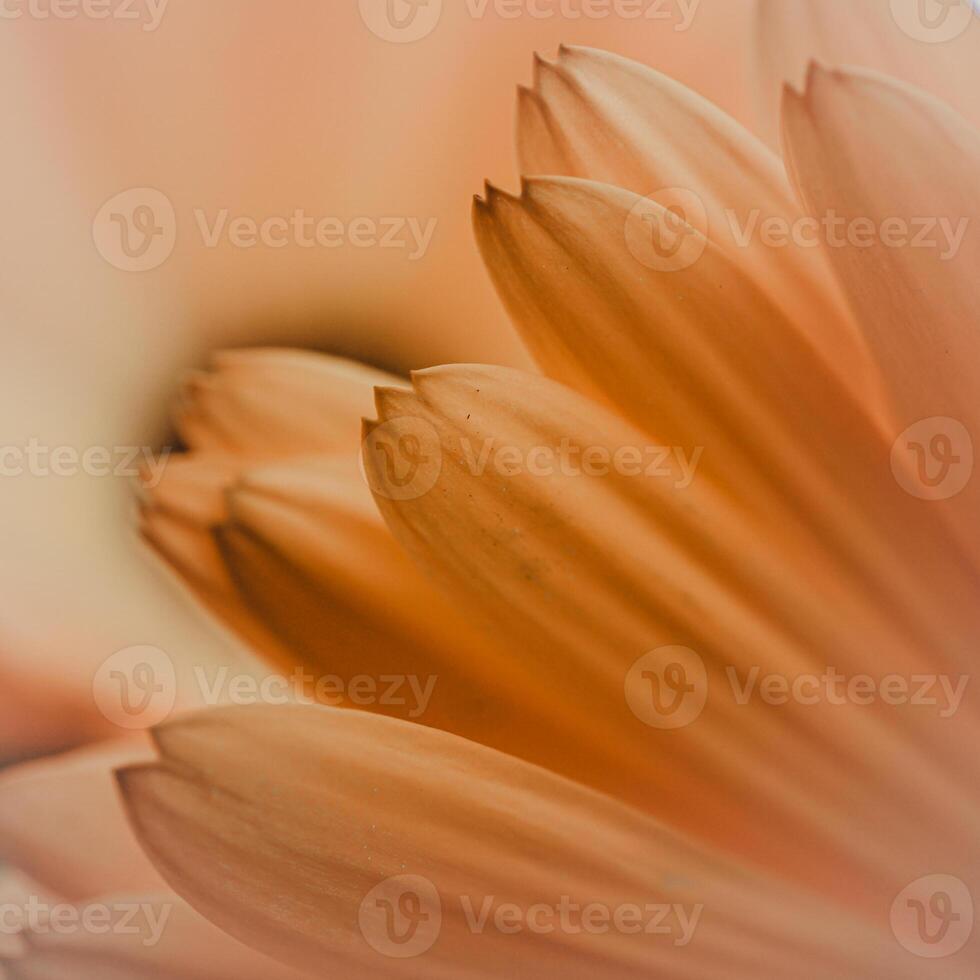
[118,704,909,980]
[0,667,113,768]
[0,738,162,901]
[782,66,980,540]
[754,0,980,148]
[4,895,305,980]
[175,349,403,457]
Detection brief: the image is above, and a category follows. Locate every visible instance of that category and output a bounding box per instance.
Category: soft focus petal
[0,738,162,901]
[174,349,403,457]
[3,895,306,980]
[0,667,113,767]
[118,704,911,980]
[782,66,980,539]
[754,0,980,147]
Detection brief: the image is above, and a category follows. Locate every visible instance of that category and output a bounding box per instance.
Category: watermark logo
[626,646,708,729]
[891,417,974,501]
[92,645,176,729]
[625,188,708,273]
[359,875,443,958]
[890,0,976,43]
[359,0,443,42]
[93,188,176,272]
[891,875,974,958]
[363,417,443,501]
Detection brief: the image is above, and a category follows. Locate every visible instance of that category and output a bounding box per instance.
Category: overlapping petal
[513,45,867,382]
[363,364,980,906]
[118,704,915,980]
[782,65,980,530]
[754,0,980,147]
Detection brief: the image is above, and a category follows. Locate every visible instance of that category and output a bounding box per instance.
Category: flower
[4,2,980,977]
[0,0,744,767]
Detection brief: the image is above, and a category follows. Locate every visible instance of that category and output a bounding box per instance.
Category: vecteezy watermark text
[0,899,172,948]
[0,0,168,30]
[358,875,704,959]
[726,666,970,719]
[627,647,971,731]
[364,417,706,502]
[194,665,438,719]
[726,209,971,261]
[194,209,438,258]
[0,440,169,485]
[93,188,439,272]
[358,0,701,43]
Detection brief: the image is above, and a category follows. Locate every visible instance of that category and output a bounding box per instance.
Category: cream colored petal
[782,65,980,538]
[118,704,913,980]
[364,365,980,906]
[0,739,162,901]
[3,894,305,980]
[513,46,867,381]
[174,349,404,457]
[754,0,980,148]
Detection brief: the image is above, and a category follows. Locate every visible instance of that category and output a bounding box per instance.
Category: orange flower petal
[174,348,404,457]
[754,0,980,148]
[782,65,980,541]
[363,364,980,905]
[118,705,909,979]
[512,46,865,379]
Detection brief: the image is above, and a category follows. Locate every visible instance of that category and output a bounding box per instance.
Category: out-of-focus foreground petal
[118,704,917,980]
[753,0,980,148]
[0,741,306,979]
[782,65,980,544]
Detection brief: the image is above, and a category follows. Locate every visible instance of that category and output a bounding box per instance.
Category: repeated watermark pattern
[0,899,172,948]
[626,647,971,729]
[725,209,970,261]
[195,665,438,719]
[0,440,168,484]
[623,188,972,273]
[92,647,440,728]
[891,417,975,501]
[364,417,705,501]
[890,0,977,43]
[93,187,438,272]
[0,0,169,30]
[357,875,703,959]
[891,875,974,958]
[359,0,701,42]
